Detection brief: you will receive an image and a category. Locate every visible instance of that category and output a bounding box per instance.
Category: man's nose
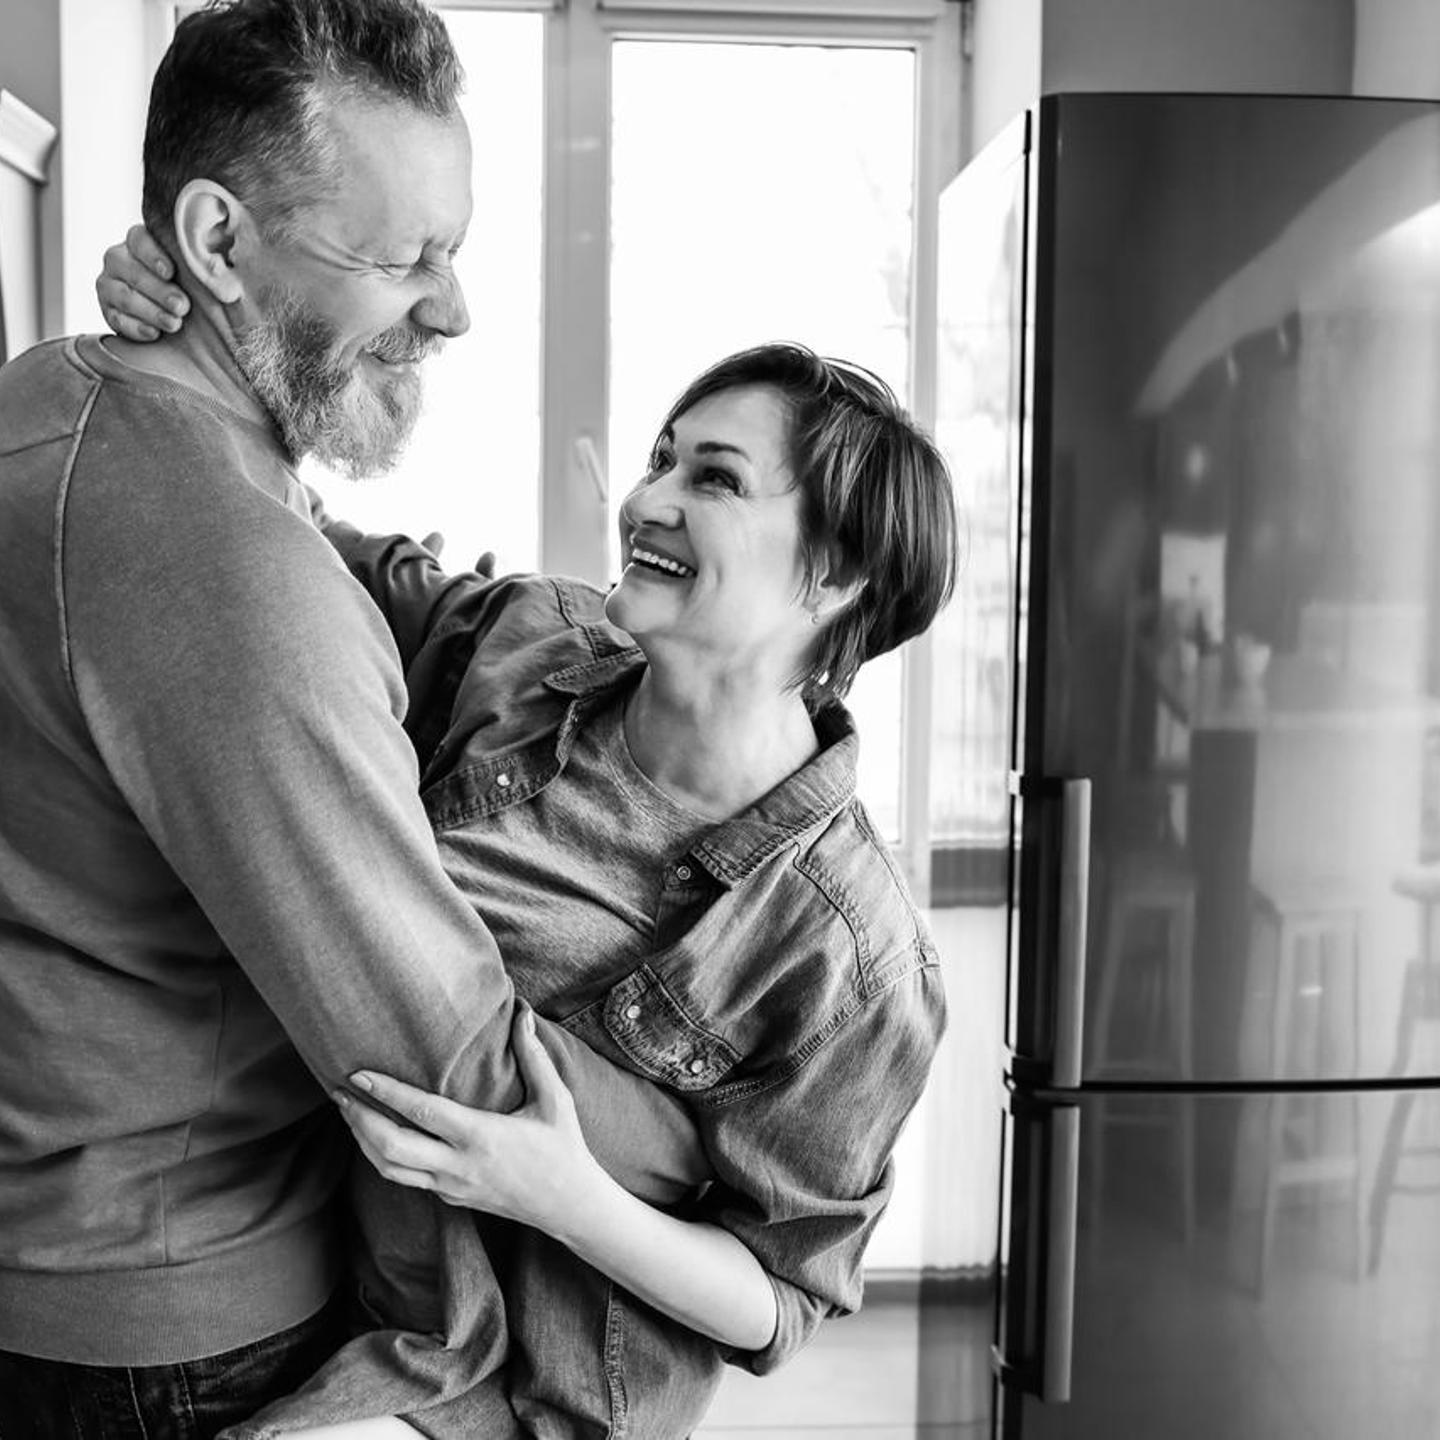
[413,268,470,340]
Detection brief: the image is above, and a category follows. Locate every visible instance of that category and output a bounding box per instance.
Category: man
[0,3,703,1436]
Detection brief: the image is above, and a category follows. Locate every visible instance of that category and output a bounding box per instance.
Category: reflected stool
[1249,879,1364,1291]
[1089,845,1197,1244]
[1368,867,1440,1273]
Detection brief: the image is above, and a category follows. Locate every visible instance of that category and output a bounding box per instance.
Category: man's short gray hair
[142,0,464,246]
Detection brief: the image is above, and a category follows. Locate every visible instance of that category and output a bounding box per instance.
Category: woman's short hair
[658,342,960,706]
[142,0,463,248]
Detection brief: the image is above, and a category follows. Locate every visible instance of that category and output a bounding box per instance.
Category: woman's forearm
[552,1168,778,1352]
[335,1028,773,1350]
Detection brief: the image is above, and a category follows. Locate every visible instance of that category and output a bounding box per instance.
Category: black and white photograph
[1,3,1438,1438]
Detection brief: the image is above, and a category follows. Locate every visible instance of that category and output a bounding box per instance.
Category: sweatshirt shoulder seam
[53,381,106,700]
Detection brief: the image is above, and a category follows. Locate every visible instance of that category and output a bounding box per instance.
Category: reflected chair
[1367,866,1440,1273]
[1087,582,1197,1244]
[1247,876,1364,1292]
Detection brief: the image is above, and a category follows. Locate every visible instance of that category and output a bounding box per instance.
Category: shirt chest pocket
[593,966,742,1093]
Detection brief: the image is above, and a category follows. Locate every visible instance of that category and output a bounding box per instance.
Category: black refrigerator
[935,92,1440,1438]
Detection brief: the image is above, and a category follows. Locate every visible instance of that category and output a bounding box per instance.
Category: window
[544,0,960,849]
[304,9,545,578]
[607,36,919,833]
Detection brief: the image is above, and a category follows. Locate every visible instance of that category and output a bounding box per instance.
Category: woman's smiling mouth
[630,545,696,579]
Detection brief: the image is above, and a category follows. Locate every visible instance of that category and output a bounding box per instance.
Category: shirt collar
[545,646,858,886]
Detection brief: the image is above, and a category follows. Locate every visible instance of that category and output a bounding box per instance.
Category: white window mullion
[540,0,614,583]
[898,0,962,899]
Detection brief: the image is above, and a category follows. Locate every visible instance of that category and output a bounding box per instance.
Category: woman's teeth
[632,546,695,578]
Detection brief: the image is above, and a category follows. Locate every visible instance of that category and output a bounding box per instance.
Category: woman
[102,240,957,1440]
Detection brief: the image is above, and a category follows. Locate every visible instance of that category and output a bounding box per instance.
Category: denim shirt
[323,518,948,1440]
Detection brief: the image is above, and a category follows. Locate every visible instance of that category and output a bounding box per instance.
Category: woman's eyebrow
[693,440,751,462]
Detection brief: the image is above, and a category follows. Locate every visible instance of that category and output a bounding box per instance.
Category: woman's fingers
[103,240,184,307]
[126,221,174,279]
[336,1086,506,1211]
[334,1088,456,1173]
[344,1071,474,1145]
[97,233,190,340]
[512,1005,570,1121]
[96,280,174,342]
[350,1136,436,1196]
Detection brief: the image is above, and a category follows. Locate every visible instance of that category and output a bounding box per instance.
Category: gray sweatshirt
[0,337,701,1409]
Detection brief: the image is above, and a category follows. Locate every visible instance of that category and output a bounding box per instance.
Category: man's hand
[96,223,190,341]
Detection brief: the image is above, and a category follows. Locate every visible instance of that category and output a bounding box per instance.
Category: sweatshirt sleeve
[67,464,702,1204]
[303,503,707,1202]
[60,433,703,1428]
[306,490,499,669]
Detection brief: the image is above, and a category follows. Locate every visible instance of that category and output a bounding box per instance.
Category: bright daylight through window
[303,9,923,836]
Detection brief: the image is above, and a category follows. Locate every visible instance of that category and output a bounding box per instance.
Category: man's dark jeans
[0,1297,344,1440]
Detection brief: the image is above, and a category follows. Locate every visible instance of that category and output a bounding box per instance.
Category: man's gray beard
[234,289,431,480]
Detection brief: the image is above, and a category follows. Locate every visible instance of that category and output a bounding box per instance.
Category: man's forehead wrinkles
[299,103,472,259]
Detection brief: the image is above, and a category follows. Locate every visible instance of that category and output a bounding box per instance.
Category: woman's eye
[646,449,676,478]
[700,467,740,493]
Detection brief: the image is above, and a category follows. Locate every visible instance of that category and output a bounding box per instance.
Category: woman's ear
[171,179,252,305]
[806,564,867,628]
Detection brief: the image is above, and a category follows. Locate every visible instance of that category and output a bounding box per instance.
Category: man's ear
[171,179,253,305]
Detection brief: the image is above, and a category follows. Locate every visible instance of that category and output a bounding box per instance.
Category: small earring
[809,608,822,627]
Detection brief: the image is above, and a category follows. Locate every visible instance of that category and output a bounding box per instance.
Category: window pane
[608,39,916,832]
[304,10,544,578]
[931,139,1026,847]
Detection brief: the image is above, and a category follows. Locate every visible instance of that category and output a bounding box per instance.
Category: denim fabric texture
[315,518,949,1440]
[0,1298,345,1440]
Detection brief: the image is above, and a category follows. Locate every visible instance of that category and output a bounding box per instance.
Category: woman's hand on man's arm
[336,1005,778,1353]
[336,1005,607,1234]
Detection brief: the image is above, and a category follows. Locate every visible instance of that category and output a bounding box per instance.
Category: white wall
[0,0,63,333]
[1353,0,1440,97]
[967,0,1354,158]
[1040,0,1352,96]
[0,0,154,338]
[969,0,1041,163]
[0,0,60,115]
[58,0,153,334]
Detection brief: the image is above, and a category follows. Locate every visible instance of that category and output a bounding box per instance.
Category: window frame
[539,1,959,891]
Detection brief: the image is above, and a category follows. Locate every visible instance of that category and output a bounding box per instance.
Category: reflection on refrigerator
[931,92,1440,1439]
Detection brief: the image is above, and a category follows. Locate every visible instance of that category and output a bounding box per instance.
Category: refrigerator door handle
[1053,777,1092,1088]
[1041,1103,1080,1402]
[993,1096,1082,1407]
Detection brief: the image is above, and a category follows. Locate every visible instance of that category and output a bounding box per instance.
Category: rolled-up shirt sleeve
[691,955,946,1374]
